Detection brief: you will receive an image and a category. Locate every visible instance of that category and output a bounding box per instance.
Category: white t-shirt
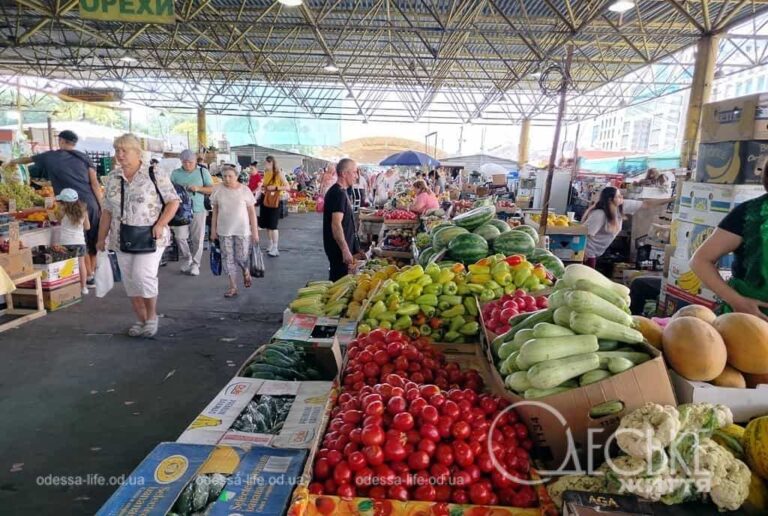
[211,184,256,237]
[584,199,642,259]
[58,214,85,246]
[374,173,398,204]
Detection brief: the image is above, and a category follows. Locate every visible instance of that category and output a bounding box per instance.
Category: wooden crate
[0,271,46,333]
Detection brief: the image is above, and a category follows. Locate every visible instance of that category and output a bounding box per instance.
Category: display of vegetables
[481,291,549,336]
[309,377,538,507]
[381,228,415,251]
[547,403,754,512]
[384,209,418,221]
[343,330,483,392]
[231,395,293,434]
[490,264,652,399]
[169,473,229,516]
[0,181,44,209]
[241,341,322,381]
[288,276,357,317]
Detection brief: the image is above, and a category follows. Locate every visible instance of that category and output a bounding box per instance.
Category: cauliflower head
[678,403,734,437]
[616,403,681,459]
[547,475,605,509]
[687,438,751,511]
[601,455,682,502]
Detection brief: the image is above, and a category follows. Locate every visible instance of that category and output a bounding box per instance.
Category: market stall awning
[380,151,440,168]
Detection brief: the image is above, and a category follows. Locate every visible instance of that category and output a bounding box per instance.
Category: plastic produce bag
[209,240,222,276]
[249,245,265,278]
[95,251,114,297]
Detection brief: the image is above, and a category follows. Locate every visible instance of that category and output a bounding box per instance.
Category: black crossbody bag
[119,170,165,254]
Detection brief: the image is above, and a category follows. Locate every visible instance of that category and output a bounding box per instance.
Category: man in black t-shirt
[323,158,360,281]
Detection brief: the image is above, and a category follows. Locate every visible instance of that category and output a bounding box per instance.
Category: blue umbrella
[379,150,440,168]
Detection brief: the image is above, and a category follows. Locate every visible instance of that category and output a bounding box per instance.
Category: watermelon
[447,233,489,264]
[432,226,469,250]
[488,219,511,234]
[493,231,536,256]
[430,221,454,233]
[512,224,539,244]
[528,248,565,278]
[473,224,502,242]
[452,205,495,230]
[418,247,435,267]
[473,197,494,208]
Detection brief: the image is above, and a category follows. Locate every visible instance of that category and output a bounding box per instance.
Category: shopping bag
[95,251,114,297]
[210,240,222,276]
[108,251,121,282]
[249,245,265,278]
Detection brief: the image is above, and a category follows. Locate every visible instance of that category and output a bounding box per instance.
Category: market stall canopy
[478,163,509,181]
[379,151,440,168]
[0,1,765,125]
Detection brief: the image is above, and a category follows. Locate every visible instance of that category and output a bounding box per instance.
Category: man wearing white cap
[170,150,214,275]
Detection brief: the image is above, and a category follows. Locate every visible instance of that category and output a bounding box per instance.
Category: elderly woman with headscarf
[96,134,180,338]
[170,149,214,276]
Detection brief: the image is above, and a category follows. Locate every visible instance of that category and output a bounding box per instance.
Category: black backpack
[169,184,193,226]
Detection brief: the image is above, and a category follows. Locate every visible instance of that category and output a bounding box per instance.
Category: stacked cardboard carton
[661,93,768,314]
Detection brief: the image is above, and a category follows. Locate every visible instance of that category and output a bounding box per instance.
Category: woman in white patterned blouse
[96,134,180,338]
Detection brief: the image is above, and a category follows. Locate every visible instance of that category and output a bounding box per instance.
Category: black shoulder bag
[199,167,212,211]
[119,170,165,254]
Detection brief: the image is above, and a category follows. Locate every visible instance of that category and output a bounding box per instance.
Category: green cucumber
[596,351,651,369]
[598,340,620,351]
[553,306,573,327]
[262,348,299,368]
[608,357,635,374]
[580,369,612,386]
[491,308,554,353]
[532,322,575,339]
[527,352,601,389]
[518,335,599,368]
[589,400,625,418]
[505,371,533,393]
[513,328,536,347]
[498,352,520,375]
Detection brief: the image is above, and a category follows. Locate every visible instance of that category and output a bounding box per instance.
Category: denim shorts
[63,244,86,258]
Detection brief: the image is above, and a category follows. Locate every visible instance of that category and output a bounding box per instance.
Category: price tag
[44,197,54,209]
[8,221,20,251]
[7,199,16,213]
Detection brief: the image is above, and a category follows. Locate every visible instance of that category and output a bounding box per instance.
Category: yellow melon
[672,304,717,324]
[662,316,727,381]
[713,313,768,374]
[711,365,746,388]
[632,316,663,349]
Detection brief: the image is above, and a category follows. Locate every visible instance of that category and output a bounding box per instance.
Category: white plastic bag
[95,251,114,298]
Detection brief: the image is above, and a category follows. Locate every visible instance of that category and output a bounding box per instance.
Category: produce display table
[0,270,46,333]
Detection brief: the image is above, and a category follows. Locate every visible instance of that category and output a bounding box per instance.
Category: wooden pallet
[0,271,46,333]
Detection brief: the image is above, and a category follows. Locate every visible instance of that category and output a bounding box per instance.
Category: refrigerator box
[273,313,357,350]
[701,93,768,143]
[96,442,306,516]
[676,181,763,227]
[695,140,768,184]
[177,377,334,450]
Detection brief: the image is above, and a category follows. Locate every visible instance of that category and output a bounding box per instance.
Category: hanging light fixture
[277,0,303,6]
[120,56,138,63]
[608,0,634,13]
[323,60,339,72]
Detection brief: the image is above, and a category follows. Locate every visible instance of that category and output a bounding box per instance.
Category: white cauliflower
[547,475,605,509]
[687,438,751,511]
[601,455,683,502]
[616,403,681,459]
[678,403,734,436]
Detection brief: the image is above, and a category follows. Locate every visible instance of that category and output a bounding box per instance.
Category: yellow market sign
[79,0,176,24]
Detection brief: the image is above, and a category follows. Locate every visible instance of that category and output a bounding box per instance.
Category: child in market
[210,165,260,298]
[55,188,90,295]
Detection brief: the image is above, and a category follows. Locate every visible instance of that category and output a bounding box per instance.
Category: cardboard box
[273,313,357,350]
[177,377,334,449]
[485,341,676,469]
[237,338,342,382]
[670,220,733,269]
[0,247,33,278]
[665,256,730,303]
[549,233,587,262]
[33,257,79,283]
[695,140,768,184]
[669,371,768,423]
[13,280,82,311]
[96,442,306,516]
[676,181,764,227]
[562,490,724,516]
[701,93,768,143]
[660,282,718,316]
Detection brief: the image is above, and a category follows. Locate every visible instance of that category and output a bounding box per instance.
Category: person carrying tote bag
[96,134,180,338]
[258,155,287,257]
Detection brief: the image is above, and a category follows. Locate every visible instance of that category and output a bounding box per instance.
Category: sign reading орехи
[79,0,175,24]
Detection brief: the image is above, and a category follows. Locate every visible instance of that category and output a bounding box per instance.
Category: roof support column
[680,35,718,170]
[197,107,207,152]
[518,118,530,167]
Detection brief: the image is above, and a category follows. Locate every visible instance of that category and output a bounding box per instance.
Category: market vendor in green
[690,175,768,321]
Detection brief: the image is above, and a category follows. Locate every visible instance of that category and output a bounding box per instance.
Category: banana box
[695,140,768,184]
[670,219,733,269]
[701,93,768,144]
[177,377,334,450]
[96,442,306,516]
[665,255,731,304]
[676,181,764,227]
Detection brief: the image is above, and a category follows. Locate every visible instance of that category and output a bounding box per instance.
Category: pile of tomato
[343,330,483,392]
[311,330,538,508]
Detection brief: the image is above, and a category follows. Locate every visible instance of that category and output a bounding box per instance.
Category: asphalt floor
[0,213,330,515]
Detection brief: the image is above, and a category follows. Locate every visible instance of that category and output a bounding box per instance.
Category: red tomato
[410,371,425,383]
[429,394,446,409]
[392,412,414,431]
[386,396,406,415]
[420,405,439,425]
[402,345,419,360]
[435,444,454,466]
[337,483,356,499]
[408,450,430,470]
[476,452,494,473]
[388,485,409,501]
[430,463,451,484]
[359,350,373,363]
[323,478,337,494]
[308,482,324,495]
[418,438,436,456]
[441,400,460,419]
[404,388,420,401]
[394,356,409,371]
[469,482,492,505]
[314,457,330,479]
[369,486,387,499]
[464,464,482,483]
[436,416,453,439]
[470,428,488,443]
[385,330,404,343]
[383,439,407,462]
[373,350,390,366]
[406,430,421,444]
[361,425,385,446]
[326,450,343,467]
[343,442,359,456]
[447,389,465,402]
[468,440,482,458]
[419,384,440,398]
[349,428,363,444]
[386,341,402,356]
[368,329,387,342]
[362,445,384,466]
[419,423,440,442]
[333,462,352,485]
[409,398,427,416]
[374,383,393,398]
[373,464,396,486]
[535,296,549,308]
[435,485,452,502]
[363,414,383,428]
[414,484,437,502]
[451,420,471,440]
[347,451,367,471]
[452,488,469,504]
[515,422,529,439]
[453,441,474,468]
[385,374,405,388]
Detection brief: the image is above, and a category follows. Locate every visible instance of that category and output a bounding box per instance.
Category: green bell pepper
[393,315,412,330]
[378,310,398,322]
[438,295,463,306]
[396,265,424,283]
[456,284,470,295]
[425,263,441,280]
[379,320,392,330]
[419,304,437,318]
[443,330,461,342]
[415,294,438,306]
[514,268,531,287]
[449,315,466,333]
[440,303,466,318]
[479,289,496,303]
[382,279,400,295]
[365,318,379,329]
[419,324,432,336]
[437,269,455,284]
[443,281,458,295]
[463,297,478,316]
[396,303,420,316]
[416,274,433,287]
[423,283,442,295]
[369,300,387,318]
[464,284,485,295]
[459,321,480,336]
